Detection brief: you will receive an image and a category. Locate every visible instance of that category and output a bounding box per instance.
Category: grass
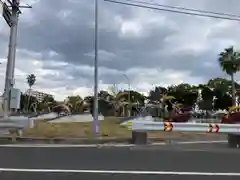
[23,117,225,139]
[23,117,131,138]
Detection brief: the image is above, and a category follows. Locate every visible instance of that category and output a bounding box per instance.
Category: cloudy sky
[0,0,240,100]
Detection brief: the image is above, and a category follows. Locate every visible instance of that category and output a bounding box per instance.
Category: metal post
[122,74,131,116]
[127,81,131,117]
[93,0,100,136]
[3,0,19,119]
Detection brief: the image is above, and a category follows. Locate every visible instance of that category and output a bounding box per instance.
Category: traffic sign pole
[2,0,31,119]
[3,0,19,118]
[2,2,13,27]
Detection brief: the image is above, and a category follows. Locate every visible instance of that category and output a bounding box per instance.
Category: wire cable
[104,0,240,22]
[123,0,240,18]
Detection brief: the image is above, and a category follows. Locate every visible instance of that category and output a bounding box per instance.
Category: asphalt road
[0,143,239,180]
[1,172,239,180]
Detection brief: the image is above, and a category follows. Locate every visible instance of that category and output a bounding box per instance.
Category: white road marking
[165,140,227,145]
[0,168,239,176]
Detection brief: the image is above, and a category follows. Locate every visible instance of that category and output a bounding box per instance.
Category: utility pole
[93,0,100,136]
[2,0,32,119]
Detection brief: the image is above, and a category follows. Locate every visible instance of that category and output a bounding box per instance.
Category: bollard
[227,134,240,148]
[131,131,148,144]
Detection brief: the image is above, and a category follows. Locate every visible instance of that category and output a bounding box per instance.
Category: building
[26,89,53,102]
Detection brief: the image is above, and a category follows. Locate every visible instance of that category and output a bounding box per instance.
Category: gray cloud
[18,0,178,71]
[1,0,239,97]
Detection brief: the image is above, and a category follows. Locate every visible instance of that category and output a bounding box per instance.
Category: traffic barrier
[126,121,240,133]
[0,123,24,129]
[122,117,240,144]
[0,116,34,137]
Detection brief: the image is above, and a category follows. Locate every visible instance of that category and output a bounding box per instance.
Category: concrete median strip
[0,140,228,148]
[0,116,228,145]
[0,136,134,145]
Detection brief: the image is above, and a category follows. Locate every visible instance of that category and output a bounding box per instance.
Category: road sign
[164,122,173,132]
[208,124,220,133]
[2,2,12,27]
[127,122,132,129]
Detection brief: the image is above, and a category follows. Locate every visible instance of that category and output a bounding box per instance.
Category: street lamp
[93,0,100,136]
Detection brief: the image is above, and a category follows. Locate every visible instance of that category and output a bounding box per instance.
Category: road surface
[0,142,239,180]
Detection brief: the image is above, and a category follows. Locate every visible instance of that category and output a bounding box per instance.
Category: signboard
[10,87,21,109]
[2,2,12,27]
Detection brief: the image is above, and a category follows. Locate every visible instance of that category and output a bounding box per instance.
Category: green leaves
[27,74,36,88]
[218,46,240,75]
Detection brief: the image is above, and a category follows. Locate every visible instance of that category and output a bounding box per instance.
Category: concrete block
[131,131,148,145]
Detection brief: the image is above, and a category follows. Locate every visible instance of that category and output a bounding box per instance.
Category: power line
[123,0,240,18]
[104,0,240,22]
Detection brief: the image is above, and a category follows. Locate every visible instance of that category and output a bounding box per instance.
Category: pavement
[49,113,104,123]
[0,141,239,179]
[1,112,104,123]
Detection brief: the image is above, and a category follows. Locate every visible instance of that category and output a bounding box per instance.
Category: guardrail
[125,121,240,133]
[0,123,24,129]
[120,116,240,145]
[0,116,34,136]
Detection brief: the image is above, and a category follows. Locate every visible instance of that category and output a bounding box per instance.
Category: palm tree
[27,74,36,89]
[148,86,167,104]
[218,46,240,105]
[115,91,130,116]
[67,95,84,113]
[26,74,36,111]
[115,91,145,116]
[147,86,168,118]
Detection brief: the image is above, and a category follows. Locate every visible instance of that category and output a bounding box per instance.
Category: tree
[26,74,36,111]
[84,96,94,116]
[27,74,36,89]
[147,86,168,117]
[218,46,240,105]
[108,84,119,97]
[43,95,55,103]
[198,85,214,110]
[114,91,129,116]
[99,90,114,101]
[20,93,38,112]
[207,77,231,94]
[207,78,232,110]
[117,90,146,116]
[167,83,198,107]
[148,86,167,103]
[38,95,56,112]
[214,93,232,110]
[67,95,83,113]
[98,91,115,116]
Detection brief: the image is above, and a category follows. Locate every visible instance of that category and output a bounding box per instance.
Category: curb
[0,136,132,145]
[0,136,166,145]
